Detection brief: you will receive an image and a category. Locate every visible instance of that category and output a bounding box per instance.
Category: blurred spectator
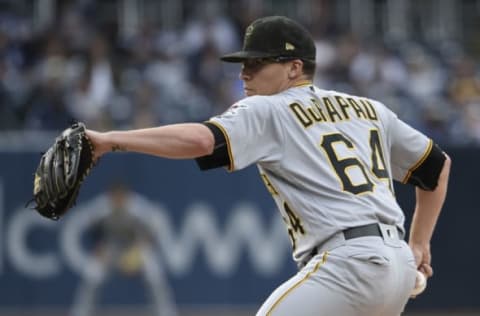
[448,55,480,107]
[181,2,239,56]
[326,34,359,92]
[350,42,408,96]
[23,77,74,130]
[312,37,336,88]
[190,39,233,114]
[59,1,95,53]
[403,45,447,105]
[71,182,178,316]
[67,34,117,129]
[22,33,74,130]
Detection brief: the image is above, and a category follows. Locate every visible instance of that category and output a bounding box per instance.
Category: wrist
[95,131,117,158]
[408,240,430,251]
[105,131,127,153]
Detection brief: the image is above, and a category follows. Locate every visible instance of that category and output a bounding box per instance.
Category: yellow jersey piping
[402,139,433,184]
[207,120,235,172]
[266,251,329,315]
[293,80,312,88]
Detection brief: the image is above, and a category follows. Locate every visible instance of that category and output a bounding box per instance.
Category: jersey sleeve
[388,115,433,183]
[208,96,284,171]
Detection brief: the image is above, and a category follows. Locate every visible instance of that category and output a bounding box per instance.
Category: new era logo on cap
[285,42,295,51]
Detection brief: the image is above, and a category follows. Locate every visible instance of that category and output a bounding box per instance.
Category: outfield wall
[0,147,476,313]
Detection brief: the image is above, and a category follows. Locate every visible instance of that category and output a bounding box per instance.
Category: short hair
[302,59,316,79]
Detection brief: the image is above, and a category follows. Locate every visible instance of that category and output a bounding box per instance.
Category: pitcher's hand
[409,242,433,277]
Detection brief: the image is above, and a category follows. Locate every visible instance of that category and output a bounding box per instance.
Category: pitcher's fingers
[420,263,433,277]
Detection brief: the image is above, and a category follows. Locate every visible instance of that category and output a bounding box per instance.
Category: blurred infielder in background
[85,16,451,315]
[71,181,177,316]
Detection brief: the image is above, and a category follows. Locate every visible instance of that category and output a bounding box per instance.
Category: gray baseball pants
[257,226,417,316]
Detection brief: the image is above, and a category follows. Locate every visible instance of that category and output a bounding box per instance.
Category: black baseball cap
[221,16,316,63]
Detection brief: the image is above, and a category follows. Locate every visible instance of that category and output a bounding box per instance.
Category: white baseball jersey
[209,83,432,264]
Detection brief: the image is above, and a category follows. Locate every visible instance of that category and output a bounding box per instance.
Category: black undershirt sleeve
[406,143,446,191]
[195,122,231,170]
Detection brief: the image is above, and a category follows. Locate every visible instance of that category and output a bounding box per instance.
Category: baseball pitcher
[46,16,450,316]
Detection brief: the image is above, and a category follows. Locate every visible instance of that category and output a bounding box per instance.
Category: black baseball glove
[31,122,96,220]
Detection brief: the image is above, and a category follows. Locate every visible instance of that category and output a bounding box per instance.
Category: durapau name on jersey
[289,94,378,128]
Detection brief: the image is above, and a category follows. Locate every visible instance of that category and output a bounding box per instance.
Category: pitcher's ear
[288,60,304,79]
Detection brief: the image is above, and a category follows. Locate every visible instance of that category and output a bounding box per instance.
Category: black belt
[343,223,404,240]
[300,223,404,269]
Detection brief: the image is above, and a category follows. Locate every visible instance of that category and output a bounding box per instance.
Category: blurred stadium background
[0,0,479,315]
